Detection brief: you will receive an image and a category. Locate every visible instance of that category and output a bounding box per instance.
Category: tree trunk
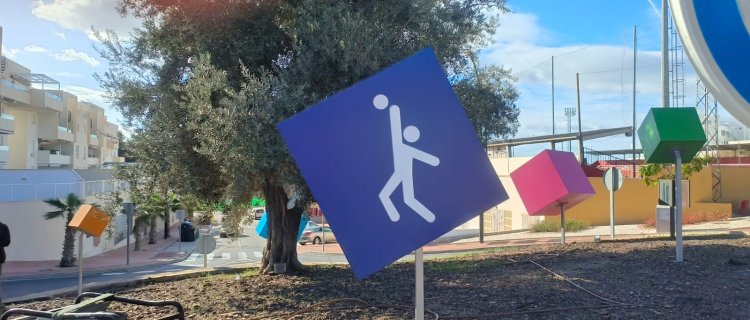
[59,212,77,267]
[163,190,171,239]
[163,207,171,239]
[59,226,77,267]
[149,216,157,244]
[259,174,303,274]
[133,220,143,251]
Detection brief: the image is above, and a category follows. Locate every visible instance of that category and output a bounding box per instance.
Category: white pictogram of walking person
[374,94,440,223]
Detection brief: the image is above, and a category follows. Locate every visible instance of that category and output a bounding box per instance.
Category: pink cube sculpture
[510,150,595,216]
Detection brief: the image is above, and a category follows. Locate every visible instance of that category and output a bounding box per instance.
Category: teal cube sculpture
[637,108,706,163]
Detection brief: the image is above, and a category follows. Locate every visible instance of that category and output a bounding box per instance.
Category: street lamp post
[738,128,743,165]
[123,195,135,265]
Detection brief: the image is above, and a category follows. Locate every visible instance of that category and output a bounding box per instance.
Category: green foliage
[92,182,125,239]
[43,193,84,267]
[43,193,83,221]
[530,219,590,233]
[98,0,517,270]
[454,63,520,146]
[639,155,712,186]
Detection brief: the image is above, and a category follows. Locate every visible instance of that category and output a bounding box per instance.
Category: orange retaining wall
[547,166,733,226]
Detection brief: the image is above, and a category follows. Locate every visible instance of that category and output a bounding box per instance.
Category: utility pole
[576,73,583,164]
[633,25,638,177]
[552,56,555,150]
[565,107,576,152]
[662,0,670,108]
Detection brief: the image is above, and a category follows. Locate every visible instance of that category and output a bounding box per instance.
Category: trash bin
[181,222,196,242]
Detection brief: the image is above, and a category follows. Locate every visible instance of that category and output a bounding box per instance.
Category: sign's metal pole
[178,217,182,253]
[560,203,566,245]
[610,185,615,239]
[123,202,134,266]
[674,150,684,262]
[78,232,84,296]
[126,215,131,265]
[415,247,424,320]
[203,228,208,268]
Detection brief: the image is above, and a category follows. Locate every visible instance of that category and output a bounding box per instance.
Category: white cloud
[62,85,106,105]
[478,12,711,156]
[31,0,141,41]
[1,45,20,59]
[52,48,100,67]
[51,71,83,78]
[53,31,67,40]
[23,45,48,53]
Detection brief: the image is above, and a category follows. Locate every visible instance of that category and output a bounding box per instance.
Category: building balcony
[86,156,100,167]
[30,89,63,113]
[0,78,31,105]
[37,150,72,167]
[89,133,99,147]
[0,145,8,169]
[39,126,74,142]
[0,113,14,134]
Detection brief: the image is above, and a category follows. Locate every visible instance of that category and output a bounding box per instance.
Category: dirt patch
[7,235,750,319]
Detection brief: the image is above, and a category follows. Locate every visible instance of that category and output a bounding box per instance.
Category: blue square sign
[278,48,508,279]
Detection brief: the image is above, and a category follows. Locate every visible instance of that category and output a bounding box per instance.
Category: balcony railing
[0,113,14,134]
[0,79,29,92]
[45,91,62,101]
[58,126,72,133]
[0,180,118,202]
[0,145,8,151]
[90,133,98,140]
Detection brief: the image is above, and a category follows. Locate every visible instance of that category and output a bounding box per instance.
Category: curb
[4,247,196,282]
[6,263,259,304]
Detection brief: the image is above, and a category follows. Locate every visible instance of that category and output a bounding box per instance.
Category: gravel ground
[5,234,750,319]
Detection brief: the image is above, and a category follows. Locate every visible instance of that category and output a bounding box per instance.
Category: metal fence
[0,180,117,202]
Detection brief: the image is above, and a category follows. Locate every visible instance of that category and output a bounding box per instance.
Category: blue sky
[0,0,738,156]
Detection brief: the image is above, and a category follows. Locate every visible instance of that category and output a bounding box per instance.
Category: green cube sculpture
[637,108,706,163]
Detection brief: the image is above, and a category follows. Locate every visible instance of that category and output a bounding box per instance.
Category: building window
[76,145,80,159]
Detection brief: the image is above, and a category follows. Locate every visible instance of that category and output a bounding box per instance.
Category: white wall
[0,195,180,261]
[454,156,542,231]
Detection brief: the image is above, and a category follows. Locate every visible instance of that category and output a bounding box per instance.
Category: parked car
[253,207,265,220]
[299,226,336,245]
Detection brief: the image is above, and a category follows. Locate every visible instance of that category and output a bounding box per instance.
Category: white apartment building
[0,29,121,170]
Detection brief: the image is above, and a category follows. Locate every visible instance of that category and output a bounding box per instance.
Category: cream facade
[1,41,121,170]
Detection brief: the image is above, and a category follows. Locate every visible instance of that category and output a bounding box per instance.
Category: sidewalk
[296,216,750,255]
[4,217,750,279]
[3,224,196,280]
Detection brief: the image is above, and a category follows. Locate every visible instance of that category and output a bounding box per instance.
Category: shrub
[531,219,590,232]
[642,211,730,227]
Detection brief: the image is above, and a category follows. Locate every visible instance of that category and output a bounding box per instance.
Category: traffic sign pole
[603,168,623,239]
[415,247,424,320]
[560,203,566,245]
[674,150,683,262]
[78,231,84,296]
[203,228,208,268]
[610,187,615,239]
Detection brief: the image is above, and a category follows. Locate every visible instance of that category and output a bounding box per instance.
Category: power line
[578,62,660,75]
[513,46,593,75]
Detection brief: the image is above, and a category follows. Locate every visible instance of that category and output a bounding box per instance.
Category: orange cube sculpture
[68,205,110,237]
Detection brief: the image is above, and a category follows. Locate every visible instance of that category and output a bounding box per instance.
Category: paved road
[2,218,350,302]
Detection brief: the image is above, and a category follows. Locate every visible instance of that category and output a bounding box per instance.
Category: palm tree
[180,194,204,221]
[43,193,83,267]
[140,194,166,244]
[163,192,184,239]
